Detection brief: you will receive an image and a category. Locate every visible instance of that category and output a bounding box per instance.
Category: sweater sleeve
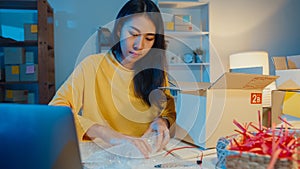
[49,59,97,141]
[159,78,177,128]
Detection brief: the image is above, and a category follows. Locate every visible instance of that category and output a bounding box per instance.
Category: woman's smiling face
[119,14,156,68]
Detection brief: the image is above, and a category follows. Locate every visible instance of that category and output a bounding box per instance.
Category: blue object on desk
[0,103,83,169]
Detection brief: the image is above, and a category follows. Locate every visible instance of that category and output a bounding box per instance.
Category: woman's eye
[146,37,154,41]
[129,32,139,37]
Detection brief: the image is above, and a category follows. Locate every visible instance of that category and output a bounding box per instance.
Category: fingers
[156,129,170,152]
[160,129,170,151]
[149,118,170,152]
[129,138,152,158]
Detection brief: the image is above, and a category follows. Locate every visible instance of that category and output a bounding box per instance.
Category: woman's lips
[129,51,142,57]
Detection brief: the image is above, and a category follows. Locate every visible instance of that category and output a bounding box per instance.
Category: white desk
[79,139,218,169]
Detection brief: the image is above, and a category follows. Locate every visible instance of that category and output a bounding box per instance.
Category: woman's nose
[133,36,144,50]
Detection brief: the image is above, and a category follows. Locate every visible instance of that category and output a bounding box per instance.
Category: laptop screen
[0,103,83,169]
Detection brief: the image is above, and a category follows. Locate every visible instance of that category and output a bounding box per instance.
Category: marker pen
[154,160,202,168]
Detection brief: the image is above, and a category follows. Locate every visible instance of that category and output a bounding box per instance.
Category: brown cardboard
[210,72,277,89]
[271,90,286,125]
[273,56,288,70]
[275,70,300,90]
[169,72,277,148]
[271,90,300,125]
[273,55,300,90]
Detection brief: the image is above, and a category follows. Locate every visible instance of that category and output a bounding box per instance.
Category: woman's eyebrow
[129,26,155,36]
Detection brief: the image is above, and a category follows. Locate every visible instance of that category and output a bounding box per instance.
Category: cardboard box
[164,21,174,31]
[24,24,38,41]
[27,92,35,104]
[273,55,300,90]
[25,51,35,64]
[20,64,38,81]
[174,25,193,31]
[286,55,300,69]
[275,69,300,90]
[165,72,277,148]
[5,65,20,82]
[5,89,28,102]
[174,15,192,25]
[3,47,25,65]
[271,90,300,125]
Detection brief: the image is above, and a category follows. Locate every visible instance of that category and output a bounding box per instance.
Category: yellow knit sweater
[49,51,176,141]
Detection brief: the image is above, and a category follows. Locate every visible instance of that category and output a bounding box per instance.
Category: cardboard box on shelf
[24,23,38,41]
[27,92,35,104]
[4,89,28,103]
[271,90,300,125]
[273,55,300,90]
[25,51,35,64]
[5,65,20,82]
[3,47,25,65]
[20,64,38,81]
[174,25,193,31]
[174,15,192,25]
[162,72,278,148]
[164,21,174,31]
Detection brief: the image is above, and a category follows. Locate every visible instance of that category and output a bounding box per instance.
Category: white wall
[49,0,128,88]
[209,0,300,81]
[49,0,300,88]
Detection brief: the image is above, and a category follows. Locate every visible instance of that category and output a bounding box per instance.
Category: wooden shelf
[159,1,208,9]
[165,31,209,38]
[0,81,38,85]
[169,62,210,66]
[0,40,38,47]
[0,0,55,104]
[0,0,37,10]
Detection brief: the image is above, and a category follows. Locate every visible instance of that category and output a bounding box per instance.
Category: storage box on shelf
[5,65,20,82]
[0,0,55,104]
[3,47,25,64]
[4,89,28,103]
[20,64,38,81]
[24,23,38,41]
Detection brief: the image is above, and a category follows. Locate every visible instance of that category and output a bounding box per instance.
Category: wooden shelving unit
[0,0,55,104]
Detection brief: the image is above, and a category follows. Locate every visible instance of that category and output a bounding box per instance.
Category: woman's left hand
[143,117,170,152]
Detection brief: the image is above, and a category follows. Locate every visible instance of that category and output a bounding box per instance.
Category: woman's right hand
[86,124,152,158]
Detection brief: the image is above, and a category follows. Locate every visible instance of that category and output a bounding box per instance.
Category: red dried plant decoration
[227,111,300,169]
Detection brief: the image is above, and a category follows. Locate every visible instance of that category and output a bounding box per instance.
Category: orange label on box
[251,93,262,104]
[6,90,13,98]
[31,25,38,33]
[11,66,19,74]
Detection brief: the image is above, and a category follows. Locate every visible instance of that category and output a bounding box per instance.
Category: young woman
[49,0,176,158]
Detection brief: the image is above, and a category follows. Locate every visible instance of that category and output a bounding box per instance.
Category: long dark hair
[111,0,167,106]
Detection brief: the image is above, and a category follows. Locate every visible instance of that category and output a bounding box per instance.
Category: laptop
[0,103,83,169]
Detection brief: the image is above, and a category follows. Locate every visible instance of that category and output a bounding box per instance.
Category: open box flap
[159,81,211,91]
[276,69,300,90]
[209,72,278,90]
